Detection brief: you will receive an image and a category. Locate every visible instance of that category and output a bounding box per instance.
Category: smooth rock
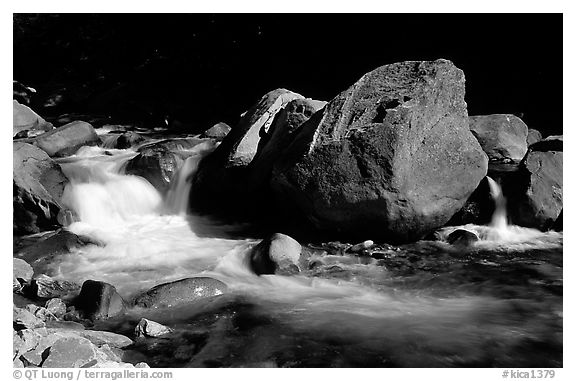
[42,336,99,368]
[348,240,375,253]
[469,114,528,162]
[13,258,34,283]
[33,120,100,157]
[13,100,53,137]
[271,59,488,242]
[135,318,173,337]
[447,229,480,246]
[44,329,133,348]
[114,131,147,149]
[201,122,232,139]
[13,142,68,234]
[16,229,88,267]
[134,277,227,309]
[75,280,126,320]
[249,233,302,275]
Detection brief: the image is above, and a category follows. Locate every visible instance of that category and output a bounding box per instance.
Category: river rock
[26,305,57,322]
[192,89,305,211]
[14,306,46,329]
[59,329,133,348]
[33,120,101,157]
[13,142,68,234]
[124,137,207,194]
[135,318,173,337]
[75,280,126,320]
[201,122,232,139]
[529,135,563,152]
[15,229,89,267]
[134,277,227,309]
[41,336,100,368]
[45,298,67,318]
[526,128,542,146]
[469,114,528,162]
[114,131,147,149]
[30,275,81,300]
[13,100,53,138]
[271,59,488,242]
[507,139,563,230]
[447,229,480,246]
[13,258,34,283]
[348,240,375,253]
[249,233,302,275]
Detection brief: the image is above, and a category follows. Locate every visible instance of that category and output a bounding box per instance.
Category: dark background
[13,14,563,136]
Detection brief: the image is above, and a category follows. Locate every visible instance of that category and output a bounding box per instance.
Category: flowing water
[33,146,562,367]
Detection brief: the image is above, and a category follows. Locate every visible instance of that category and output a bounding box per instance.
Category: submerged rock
[33,120,101,157]
[75,280,126,320]
[134,277,227,309]
[447,229,480,246]
[469,114,528,162]
[124,137,208,194]
[13,142,68,234]
[135,318,173,338]
[272,59,487,242]
[249,233,302,275]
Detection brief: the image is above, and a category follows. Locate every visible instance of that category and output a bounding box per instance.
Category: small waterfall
[486,176,508,230]
[164,140,218,215]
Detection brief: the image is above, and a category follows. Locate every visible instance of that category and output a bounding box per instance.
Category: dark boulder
[507,139,562,230]
[13,100,53,138]
[447,229,480,246]
[201,122,232,140]
[75,280,126,320]
[133,277,227,309]
[13,142,68,235]
[114,131,147,149]
[526,128,542,146]
[33,120,101,157]
[271,59,488,242]
[447,177,495,226]
[124,137,209,194]
[469,114,528,162]
[249,233,303,275]
[553,210,563,231]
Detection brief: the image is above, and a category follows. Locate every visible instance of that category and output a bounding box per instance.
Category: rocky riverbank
[13,59,563,368]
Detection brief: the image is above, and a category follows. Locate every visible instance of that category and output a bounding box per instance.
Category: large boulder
[13,100,53,138]
[271,59,488,242]
[249,233,302,275]
[75,280,126,320]
[469,114,529,162]
[506,137,563,230]
[33,120,101,157]
[124,137,211,194]
[133,277,227,309]
[13,142,68,235]
[192,89,305,211]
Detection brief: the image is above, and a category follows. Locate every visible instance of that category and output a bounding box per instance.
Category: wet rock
[249,233,302,275]
[33,120,101,157]
[14,306,46,329]
[41,336,100,368]
[75,280,126,320]
[527,128,542,146]
[114,131,147,149]
[124,137,209,194]
[134,277,227,309]
[272,59,487,242]
[447,177,495,226]
[29,275,81,300]
[16,229,89,267]
[469,114,528,162]
[447,229,480,246]
[529,135,563,152]
[13,100,53,138]
[45,298,67,319]
[348,240,375,253]
[13,258,34,284]
[507,142,562,230]
[201,122,232,140]
[135,318,173,338]
[13,142,68,234]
